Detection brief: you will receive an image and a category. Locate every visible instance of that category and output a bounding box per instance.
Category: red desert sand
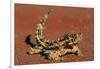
[15,4,94,65]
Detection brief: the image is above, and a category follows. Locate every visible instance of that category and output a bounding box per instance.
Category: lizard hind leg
[27,46,43,55]
[72,45,83,56]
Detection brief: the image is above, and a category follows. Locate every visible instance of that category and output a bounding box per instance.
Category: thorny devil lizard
[27,9,83,61]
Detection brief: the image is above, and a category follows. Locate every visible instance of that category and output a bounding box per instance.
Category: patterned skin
[27,9,83,61]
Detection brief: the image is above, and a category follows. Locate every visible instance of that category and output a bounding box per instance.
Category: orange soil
[15,4,94,65]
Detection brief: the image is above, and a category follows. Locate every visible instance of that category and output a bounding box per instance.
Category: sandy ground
[15,4,94,65]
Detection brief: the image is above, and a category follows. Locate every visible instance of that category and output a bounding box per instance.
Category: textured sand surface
[15,4,94,65]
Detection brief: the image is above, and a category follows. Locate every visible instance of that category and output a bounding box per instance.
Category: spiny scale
[27,9,83,61]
